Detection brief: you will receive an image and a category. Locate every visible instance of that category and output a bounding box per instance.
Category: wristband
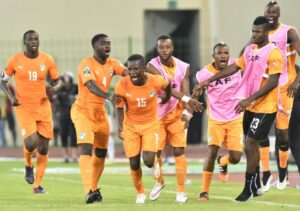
[181,95,191,103]
[183,109,193,120]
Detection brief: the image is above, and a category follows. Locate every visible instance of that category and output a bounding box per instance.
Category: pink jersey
[149,56,189,119]
[196,58,242,122]
[269,23,292,85]
[234,43,278,100]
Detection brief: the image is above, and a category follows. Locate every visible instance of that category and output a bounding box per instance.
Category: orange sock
[156,156,164,184]
[130,168,144,194]
[91,155,105,191]
[279,150,288,168]
[79,155,92,193]
[220,155,229,166]
[260,147,270,171]
[175,154,187,192]
[202,171,213,193]
[23,146,33,167]
[34,153,48,188]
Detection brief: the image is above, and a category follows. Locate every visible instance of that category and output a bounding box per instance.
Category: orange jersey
[5,52,59,104]
[236,47,283,113]
[115,73,169,124]
[74,56,125,110]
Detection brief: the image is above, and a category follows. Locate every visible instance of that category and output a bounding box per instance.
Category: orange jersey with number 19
[5,52,59,104]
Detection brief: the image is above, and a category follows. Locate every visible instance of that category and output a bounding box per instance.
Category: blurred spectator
[6,84,17,147]
[105,99,116,160]
[0,90,7,147]
[56,72,78,163]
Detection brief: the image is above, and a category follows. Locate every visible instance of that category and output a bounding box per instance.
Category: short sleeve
[155,75,169,90]
[114,80,126,108]
[47,55,60,80]
[5,56,15,77]
[112,59,126,76]
[78,60,96,85]
[235,55,245,70]
[267,48,283,75]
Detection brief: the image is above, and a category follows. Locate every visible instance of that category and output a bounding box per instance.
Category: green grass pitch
[0,159,300,211]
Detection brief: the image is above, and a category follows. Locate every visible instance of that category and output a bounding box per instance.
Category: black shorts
[243,110,276,140]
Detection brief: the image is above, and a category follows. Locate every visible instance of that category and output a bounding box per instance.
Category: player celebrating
[194,42,243,201]
[114,54,171,204]
[0,30,62,193]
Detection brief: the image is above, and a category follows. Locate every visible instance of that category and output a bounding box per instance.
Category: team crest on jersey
[79,132,86,139]
[40,64,45,71]
[109,68,114,76]
[150,90,155,97]
[83,66,91,75]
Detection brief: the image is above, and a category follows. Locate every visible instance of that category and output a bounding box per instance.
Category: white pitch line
[44,176,300,209]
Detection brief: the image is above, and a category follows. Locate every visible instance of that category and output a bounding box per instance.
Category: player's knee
[229,152,242,164]
[173,147,184,157]
[79,143,93,156]
[129,157,140,171]
[144,159,154,168]
[24,142,36,152]
[278,140,289,151]
[38,145,49,155]
[94,148,107,158]
[260,138,270,147]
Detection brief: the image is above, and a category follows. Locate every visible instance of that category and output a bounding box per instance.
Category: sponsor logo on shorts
[207,135,212,143]
[21,129,26,136]
[79,132,86,139]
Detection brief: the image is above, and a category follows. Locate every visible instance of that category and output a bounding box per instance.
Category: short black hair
[23,30,38,41]
[157,34,172,42]
[213,42,228,53]
[91,34,108,47]
[127,54,145,65]
[253,16,270,30]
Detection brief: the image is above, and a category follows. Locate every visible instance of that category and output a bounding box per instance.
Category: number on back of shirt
[28,71,38,81]
[136,98,146,107]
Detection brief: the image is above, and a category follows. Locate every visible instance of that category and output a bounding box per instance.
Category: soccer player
[0,30,62,193]
[114,54,171,204]
[146,34,202,203]
[258,1,300,191]
[194,42,243,200]
[71,34,126,203]
[197,16,283,201]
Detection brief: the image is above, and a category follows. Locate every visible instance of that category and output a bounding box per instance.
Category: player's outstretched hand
[235,99,251,113]
[181,114,189,129]
[188,99,203,112]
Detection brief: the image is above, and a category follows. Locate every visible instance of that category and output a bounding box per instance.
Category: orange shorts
[276,84,294,130]
[71,104,109,149]
[207,116,243,152]
[122,120,159,158]
[158,110,186,150]
[15,100,53,140]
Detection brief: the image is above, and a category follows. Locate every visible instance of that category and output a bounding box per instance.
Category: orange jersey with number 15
[115,73,169,124]
[5,52,60,104]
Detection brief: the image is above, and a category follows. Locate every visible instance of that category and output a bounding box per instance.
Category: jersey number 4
[136,98,147,107]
